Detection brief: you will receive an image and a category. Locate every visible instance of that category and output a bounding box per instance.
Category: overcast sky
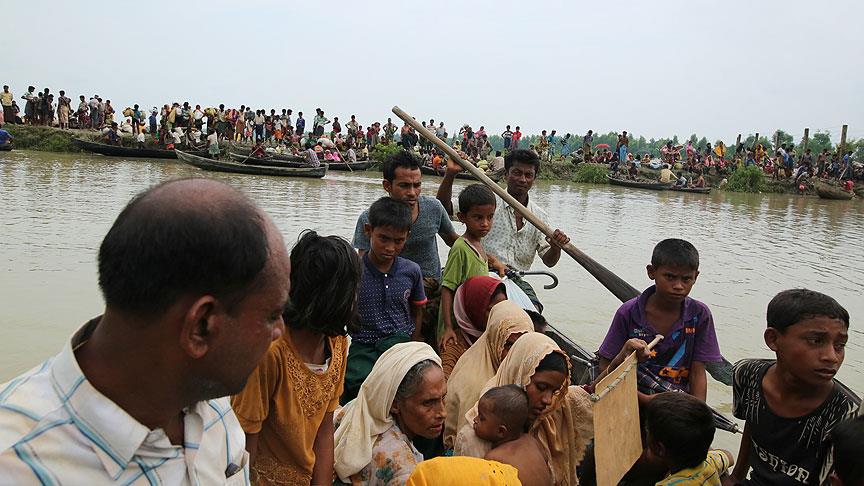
[6,0,863,143]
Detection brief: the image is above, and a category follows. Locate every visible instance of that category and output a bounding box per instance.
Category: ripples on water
[1,151,862,447]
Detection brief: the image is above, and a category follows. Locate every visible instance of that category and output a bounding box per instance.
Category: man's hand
[439,328,457,351]
[545,229,570,248]
[445,156,464,175]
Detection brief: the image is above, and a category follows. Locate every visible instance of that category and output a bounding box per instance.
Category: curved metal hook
[507,269,559,289]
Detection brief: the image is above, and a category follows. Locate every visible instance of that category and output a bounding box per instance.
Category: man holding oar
[436,148,570,312]
[353,150,460,348]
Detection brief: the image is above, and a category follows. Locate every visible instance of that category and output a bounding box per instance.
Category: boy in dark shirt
[341,197,427,404]
[730,289,859,486]
[598,238,722,402]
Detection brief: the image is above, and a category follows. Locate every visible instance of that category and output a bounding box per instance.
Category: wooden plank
[592,352,642,486]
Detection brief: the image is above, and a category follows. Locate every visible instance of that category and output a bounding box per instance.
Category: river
[2,150,862,451]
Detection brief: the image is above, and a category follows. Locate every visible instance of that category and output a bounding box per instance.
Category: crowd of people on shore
[0,145,861,485]
[3,82,860,187]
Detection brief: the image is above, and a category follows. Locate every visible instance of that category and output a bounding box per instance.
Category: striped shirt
[0,319,250,485]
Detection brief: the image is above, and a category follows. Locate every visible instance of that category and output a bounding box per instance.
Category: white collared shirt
[482,194,552,272]
[0,320,249,485]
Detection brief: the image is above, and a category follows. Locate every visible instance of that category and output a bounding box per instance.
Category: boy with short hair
[475,385,552,486]
[828,414,864,486]
[342,197,427,404]
[644,392,733,486]
[598,239,723,402]
[438,183,504,350]
[729,289,859,486]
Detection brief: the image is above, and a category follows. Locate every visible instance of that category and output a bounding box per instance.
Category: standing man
[512,126,522,150]
[313,109,330,137]
[502,125,513,151]
[1,86,14,125]
[617,130,629,165]
[347,114,359,144]
[57,91,71,129]
[582,130,593,162]
[353,151,459,348]
[437,149,570,311]
[22,86,36,125]
[295,111,305,136]
[546,129,557,161]
[436,121,447,141]
[383,117,398,143]
[0,178,290,484]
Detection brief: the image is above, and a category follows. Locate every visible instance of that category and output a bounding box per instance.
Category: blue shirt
[0,129,10,144]
[354,254,427,344]
[353,196,455,280]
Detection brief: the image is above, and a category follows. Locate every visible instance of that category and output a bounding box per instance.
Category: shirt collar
[363,252,399,276]
[636,285,694,329]
[50,317,205,479]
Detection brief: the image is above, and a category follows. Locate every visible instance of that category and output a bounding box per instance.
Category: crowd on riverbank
[2,81,862,189]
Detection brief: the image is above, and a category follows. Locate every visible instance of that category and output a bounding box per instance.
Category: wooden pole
[803,128,809,152]
[391,105,640,302]
[736,134,741,147]
[753,132,760,150]
[839,124,848,156]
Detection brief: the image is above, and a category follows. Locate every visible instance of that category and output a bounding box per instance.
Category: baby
[473,385,552,486]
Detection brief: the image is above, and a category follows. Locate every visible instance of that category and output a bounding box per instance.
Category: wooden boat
[74,138,210,159]
[670,186,711,194]
[854,186,864,199]
[815,184,853,200]
[230,147,305,163]
[325,160,371,171]
[607,175,673,190]
[0,144,12,151]
[228,151,307,167]
[421,165,504,182]
[176,150,326,178]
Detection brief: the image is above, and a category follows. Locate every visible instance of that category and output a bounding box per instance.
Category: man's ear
[646,264,656,280]
[382,179,392,194]
[764,327,780,352]
[179,295,221,359]
[364,223,372,238]
[390,400,400,417]
[456,212,466,224]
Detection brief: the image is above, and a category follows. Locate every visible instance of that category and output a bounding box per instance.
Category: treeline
[467,129,861,159]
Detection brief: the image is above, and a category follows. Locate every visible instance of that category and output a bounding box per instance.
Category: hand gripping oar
[392,105,735,386]
[392,105,639,302]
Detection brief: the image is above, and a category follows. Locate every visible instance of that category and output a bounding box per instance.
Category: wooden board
[593,352,642,486]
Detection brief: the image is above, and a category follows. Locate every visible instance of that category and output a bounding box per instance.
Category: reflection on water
[2,150,862,448]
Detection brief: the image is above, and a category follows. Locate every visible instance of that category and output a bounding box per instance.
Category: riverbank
[0,125,839,195]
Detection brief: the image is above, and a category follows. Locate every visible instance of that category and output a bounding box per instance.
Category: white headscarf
[334,342,441,482]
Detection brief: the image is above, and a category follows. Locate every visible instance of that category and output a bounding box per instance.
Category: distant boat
[670,186,711,194]
[228,151,370,171]
[607,175,673,191]
[815,183,854,200]
[74,138,210,159]
[176,150,327,178]
[420,165,503,182]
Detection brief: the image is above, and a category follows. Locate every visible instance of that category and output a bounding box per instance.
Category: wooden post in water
[839,124,848,155]
[803,128,809,152]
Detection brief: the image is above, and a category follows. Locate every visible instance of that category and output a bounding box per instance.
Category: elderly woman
[440,275,508,376]
[443,301,534,450]
[334,342,446,485]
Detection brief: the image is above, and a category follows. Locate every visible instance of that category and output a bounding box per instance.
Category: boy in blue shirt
[341,197,427,404]
[730,289,859,486]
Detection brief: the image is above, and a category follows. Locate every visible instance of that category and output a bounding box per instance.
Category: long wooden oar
[392,105,639,302]
[393,106,736,386]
